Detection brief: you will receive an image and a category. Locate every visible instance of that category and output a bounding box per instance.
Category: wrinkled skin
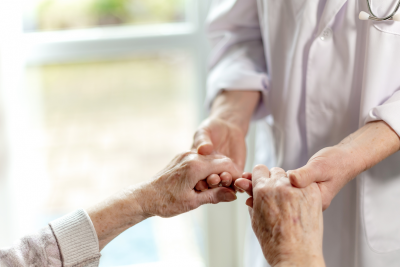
[137,150,241,218]
[236,165,325,267]
[89,150,241,250]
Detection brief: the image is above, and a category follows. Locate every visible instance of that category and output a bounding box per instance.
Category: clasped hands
[189,116,370,266]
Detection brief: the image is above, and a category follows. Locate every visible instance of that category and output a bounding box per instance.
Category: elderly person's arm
[0,151,240,267]
[235,165,325,267]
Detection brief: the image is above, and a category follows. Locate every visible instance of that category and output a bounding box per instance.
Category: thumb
[196,187,237,206]
[288,163,324,188]
[193,128,214,155]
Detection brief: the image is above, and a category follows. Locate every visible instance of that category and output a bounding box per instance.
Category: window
[0,0,251,266]
[24,0,187,32]
[27,53,204,266]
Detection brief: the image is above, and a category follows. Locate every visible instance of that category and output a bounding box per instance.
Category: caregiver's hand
[192,90,260,190]
[288,121,400,210]
[89,151,240,250]
[249,165,325,267]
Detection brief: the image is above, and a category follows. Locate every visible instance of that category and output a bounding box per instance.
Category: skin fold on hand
[247,165,325,267]
[288,121,400,210]
[88,151,241,250]
[192,90,260,191]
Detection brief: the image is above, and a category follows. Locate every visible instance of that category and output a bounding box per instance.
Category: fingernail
[235,185,245,192]
[223,191,237,201]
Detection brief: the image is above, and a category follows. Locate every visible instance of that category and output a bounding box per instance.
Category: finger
[220,172,232,187]
[205,157,241,179]
[196,187,237,205]
[252,164,270,188]
[234,178,253,196]
[245,197,253,208]
[193,128,213,155]
[270,167,288,179]
[288,164,324,188]
[242,172,252,180]
[206,173,221,187]
[195,180,208,191]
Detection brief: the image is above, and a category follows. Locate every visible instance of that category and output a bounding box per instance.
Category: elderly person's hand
[138,151,240,217]
[89,151,240,250]
[236,165,325,267]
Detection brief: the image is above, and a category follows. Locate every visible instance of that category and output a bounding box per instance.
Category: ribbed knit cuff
[49,209,101,267]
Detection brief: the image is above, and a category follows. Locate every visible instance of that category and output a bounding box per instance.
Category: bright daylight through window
[25,53,204,267]
[2,0,210,266]
[23,0,187,32]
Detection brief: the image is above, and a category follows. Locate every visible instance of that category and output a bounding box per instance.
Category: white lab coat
[206,0,400,266]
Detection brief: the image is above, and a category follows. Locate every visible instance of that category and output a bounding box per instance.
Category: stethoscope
[359,0,400,21]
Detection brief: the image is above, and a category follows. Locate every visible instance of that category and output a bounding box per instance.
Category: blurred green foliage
[33,0,186,31]
[90,0,132,25]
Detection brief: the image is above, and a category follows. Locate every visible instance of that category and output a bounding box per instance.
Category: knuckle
[184,154,200,167]
[220,157,234,168]
[253,164,265,172]
[188,160,201,172]
[183,150,196,158]
[179,150,196,162]
[270,167,284,173]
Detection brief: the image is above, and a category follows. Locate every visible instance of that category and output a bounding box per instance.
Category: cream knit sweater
[0,209,101,267]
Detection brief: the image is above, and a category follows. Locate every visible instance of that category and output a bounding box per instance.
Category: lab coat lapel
[317,0,348,35]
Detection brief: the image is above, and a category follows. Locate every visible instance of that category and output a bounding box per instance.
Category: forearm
[274,257,325,267]
[88,185,150,251]
[338,121,400,174]
[210,90,260,134]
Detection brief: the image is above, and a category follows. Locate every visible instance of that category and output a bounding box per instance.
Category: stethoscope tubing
[366,0,400,21]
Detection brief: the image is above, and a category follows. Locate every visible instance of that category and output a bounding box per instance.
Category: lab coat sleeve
[206,0,269,120]
[365,90,400,137]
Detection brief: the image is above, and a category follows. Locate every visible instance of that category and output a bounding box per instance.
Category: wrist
[336,121,400,173]
[273,253,325,267]
[209,112,248,136]
[211,90,260,134]
[275,258,325,267]
[88,185,151,250]
[332,143,367,179]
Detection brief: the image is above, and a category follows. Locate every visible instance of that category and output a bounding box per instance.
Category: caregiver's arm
[192,90,260,190]
[193,0,268,191]
[289,121,400,209]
